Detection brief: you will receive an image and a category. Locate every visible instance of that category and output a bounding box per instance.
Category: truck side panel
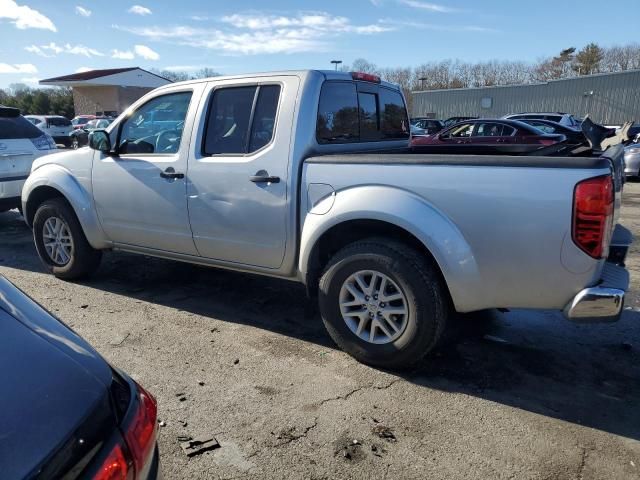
[301,161,611,312]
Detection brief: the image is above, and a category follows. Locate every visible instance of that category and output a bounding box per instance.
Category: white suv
[25,115,73,148]
[1,107,57,212]
[501,112,582,129]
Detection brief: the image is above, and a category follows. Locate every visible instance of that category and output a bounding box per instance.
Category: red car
[411,119,566,154]
[71,115,97,130]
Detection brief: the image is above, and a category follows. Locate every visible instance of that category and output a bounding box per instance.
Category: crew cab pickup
[21,70,631,368]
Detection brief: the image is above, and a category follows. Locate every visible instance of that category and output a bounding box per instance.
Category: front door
[186,76,298,269]
[92,88,202,254]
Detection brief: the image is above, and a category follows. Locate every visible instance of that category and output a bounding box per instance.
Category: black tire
[71,137,79,149]
[318,238,448,369]
[33,198,102,280]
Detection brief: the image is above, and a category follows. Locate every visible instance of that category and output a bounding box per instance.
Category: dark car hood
[0,277,113,480]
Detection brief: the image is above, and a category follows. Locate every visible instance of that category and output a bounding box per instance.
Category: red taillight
[573,175,614,258]
[124,383,158,475]
[350,72,381,83]
[93,444,133,480]
[539,138,558,146]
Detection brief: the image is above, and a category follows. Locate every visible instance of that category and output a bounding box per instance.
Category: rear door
[186,75,298,268]
[471,121,516,153]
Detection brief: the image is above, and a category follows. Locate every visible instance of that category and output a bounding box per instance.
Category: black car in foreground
[0,276,160,480]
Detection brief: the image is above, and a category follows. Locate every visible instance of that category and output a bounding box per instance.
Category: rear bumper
[0,175,28,209]
[564,262,629,323]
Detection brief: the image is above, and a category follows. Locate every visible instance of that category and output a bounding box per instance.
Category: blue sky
[0,0,638,88]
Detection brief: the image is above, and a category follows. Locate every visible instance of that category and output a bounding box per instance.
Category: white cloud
[75,6,91,17]
[134,44,159,60]
[398,0,461,13]
[0,63,38,74]
[75,67,92,73]
[381,18,495,32]
[128,4,152,16]
[112,49,135,60]
[24,42,104,58]
[0,0,56,31]
[114,12,392,55]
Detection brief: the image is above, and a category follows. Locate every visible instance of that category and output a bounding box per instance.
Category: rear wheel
[318,239,448,369]
[33,198,102,279]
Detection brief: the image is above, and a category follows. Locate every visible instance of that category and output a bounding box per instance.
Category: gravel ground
[1,182,640,479]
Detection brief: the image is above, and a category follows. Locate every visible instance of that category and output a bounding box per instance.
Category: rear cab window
[316,80,409,144]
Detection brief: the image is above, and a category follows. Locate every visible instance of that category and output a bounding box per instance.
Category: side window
[476,122,513,136]
[358,92,379,140]
[249,85,280,152]
[119,91,192,155]
[379,88,409,139]
[316,82,359,144]
[203,85,281,155]
[546,115,562,122]
[449,123,474,137]
[502,125,516,136]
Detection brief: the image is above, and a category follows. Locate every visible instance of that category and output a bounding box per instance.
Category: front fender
[299,185,481,312]
[21,164,110,250]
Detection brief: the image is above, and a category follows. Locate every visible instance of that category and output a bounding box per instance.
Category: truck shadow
[1,209,640,441]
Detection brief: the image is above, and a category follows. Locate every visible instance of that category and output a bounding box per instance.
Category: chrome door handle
[160,167,184,179]
[250,170,280,183]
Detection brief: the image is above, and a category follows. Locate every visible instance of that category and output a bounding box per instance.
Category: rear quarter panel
[301,161,611,312]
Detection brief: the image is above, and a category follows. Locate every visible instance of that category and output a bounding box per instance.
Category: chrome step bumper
[564,263,629,323]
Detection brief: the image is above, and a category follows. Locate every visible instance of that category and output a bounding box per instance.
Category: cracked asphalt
[2,183,640,479]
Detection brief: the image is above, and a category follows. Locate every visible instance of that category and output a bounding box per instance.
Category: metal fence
[411,69,640,125]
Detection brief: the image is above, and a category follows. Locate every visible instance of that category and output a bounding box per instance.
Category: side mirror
[88,130,111,153]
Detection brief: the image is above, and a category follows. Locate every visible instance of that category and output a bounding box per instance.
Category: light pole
[331,60,342,71]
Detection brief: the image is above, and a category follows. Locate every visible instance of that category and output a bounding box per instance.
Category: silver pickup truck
[21,70,631,368]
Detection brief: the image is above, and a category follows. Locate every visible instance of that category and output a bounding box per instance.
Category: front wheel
[71,137,79,149]
[318,239,448,369]
[33,198,102,279]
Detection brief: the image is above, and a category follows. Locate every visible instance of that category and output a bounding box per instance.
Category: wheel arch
[299,186,483,312]
[22,165,109,250]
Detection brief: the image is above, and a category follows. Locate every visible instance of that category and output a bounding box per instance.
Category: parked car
[516,118,586,144]
[410,124,428,136]
[71,114,97,130]
[0,275,160,479]
[411,118,566,154]
[502,112,581,129]
[21,70,629,369]
[24,115,73,147]
[624,143,640,177]
[0,106,57,212]
[410,118,444,134]
[70,118,114,149]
